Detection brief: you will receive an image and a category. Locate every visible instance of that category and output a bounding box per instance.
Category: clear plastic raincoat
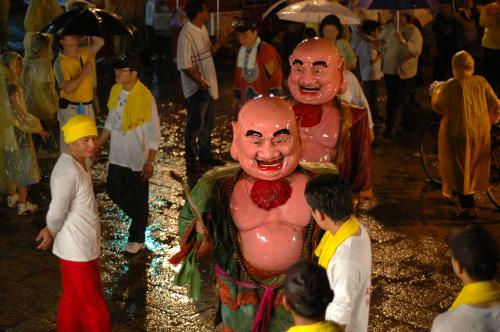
[1,52,42,186]
[432,75,500,197]
[22,32,59,120]
[0,67,16,192]
[24,0,63,33]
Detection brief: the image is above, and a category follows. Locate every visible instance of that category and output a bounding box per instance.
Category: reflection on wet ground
[1,9,500,332]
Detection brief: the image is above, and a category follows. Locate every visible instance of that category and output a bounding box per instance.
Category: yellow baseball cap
[62,115,98,143]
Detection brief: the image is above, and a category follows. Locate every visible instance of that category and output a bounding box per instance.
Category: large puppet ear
[230,121,239,161]
[338,58,348,95]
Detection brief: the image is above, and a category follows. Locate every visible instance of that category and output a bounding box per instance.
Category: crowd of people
[0,0,499,331]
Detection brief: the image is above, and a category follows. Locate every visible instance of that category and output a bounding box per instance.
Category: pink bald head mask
[231,97,301,181]
[288,37,347,105]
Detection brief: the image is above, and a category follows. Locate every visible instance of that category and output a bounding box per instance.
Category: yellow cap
[62,115,98,143]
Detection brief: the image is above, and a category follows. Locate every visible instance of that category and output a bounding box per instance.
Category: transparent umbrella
[277,0,361,25]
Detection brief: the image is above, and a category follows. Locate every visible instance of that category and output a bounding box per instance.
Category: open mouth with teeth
[299,85,320,95]
[257,157,284,171]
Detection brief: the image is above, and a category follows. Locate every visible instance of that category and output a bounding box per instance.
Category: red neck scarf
[250,179,293,210]
[293,103,323,127]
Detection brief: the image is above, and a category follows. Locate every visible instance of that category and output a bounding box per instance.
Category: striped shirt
[177,21,218,99]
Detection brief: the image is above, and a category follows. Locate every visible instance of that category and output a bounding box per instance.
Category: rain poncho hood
[24,0,63,32]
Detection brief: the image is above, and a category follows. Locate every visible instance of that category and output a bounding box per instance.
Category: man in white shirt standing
[305,174,372,332]
[97,52,161,254]
[431,225,500,332]
[176,0,225,170]
[36,115,111,331]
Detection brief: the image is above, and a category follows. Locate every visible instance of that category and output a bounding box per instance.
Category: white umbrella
[277,0,361,25]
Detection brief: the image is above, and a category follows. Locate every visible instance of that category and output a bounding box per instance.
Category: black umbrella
[43,8,136,36]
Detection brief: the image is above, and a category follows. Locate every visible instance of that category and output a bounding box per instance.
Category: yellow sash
[287,321,340,332]
[315,215,360,269]
[107,80,152,131]
[449,280,500,310]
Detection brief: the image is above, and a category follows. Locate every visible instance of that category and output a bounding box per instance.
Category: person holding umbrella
[380,10,423,138]
[53,32,104,153]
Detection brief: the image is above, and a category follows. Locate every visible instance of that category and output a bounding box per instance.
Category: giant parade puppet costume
[171,97,337,332]
[289,38,373,198]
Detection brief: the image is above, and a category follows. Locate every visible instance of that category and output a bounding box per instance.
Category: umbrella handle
[396,11,400,33]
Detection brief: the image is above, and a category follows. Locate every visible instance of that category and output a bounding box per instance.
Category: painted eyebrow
[292,59,303,65]
[246,130,262,137]
[312,61,328,67]
[273,128,290,137]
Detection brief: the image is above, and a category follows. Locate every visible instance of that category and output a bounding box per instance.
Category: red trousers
[58,258,111,332]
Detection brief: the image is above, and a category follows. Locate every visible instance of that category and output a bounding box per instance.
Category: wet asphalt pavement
[1,4,500,332]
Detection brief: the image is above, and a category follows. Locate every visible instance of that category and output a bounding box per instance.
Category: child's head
[305,174,353,224]
[284,259,333,321]
[23,32,53,60]
[113,52,142,84]
[0,52,23,83]
[446,225,498,282]
[361,20,381,38]
[56,35,82,50]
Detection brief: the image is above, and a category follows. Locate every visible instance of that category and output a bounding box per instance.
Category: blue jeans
[185,89,215,164]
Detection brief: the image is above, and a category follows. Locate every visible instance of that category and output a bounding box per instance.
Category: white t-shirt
[104,89,161,172]
[176,21,219,99]
[340,70,374,130]
[325,224,372,332]
[431,304,500,332]
[47,154,100,262]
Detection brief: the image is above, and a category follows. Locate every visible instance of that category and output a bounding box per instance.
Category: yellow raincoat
[432,75,500,197]
[1,52,42,185]
[22,32,59,120]
[24,0,63,33]
[0,66,16,192]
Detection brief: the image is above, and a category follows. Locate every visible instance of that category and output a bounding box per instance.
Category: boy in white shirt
[431,225,500,332]
[36,115,111,331]
[305,174,372,332]
[97,52,161,254]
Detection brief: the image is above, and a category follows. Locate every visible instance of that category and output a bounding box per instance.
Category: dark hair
[447,225,499,281]
[360,20,380,36]
[285,259,333,320]
[319,15,343,40]
[305,174,353,221]
[186,0,207,20]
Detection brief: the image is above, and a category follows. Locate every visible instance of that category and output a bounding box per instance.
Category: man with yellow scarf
[431,225,500,331]
[97,52,161,255]
[305,174,372,332]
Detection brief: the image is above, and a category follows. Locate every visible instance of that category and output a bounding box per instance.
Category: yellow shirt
[53,47,93,103]
[287,321,340,332]
[480,2,500,49]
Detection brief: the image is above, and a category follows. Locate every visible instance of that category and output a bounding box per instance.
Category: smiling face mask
[230,97,300,181]
[288,38,346,105]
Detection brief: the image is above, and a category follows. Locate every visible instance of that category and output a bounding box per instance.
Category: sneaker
[124,242,145,254]
[452,208,478,221]
[7,193,19,208]
[17,201,38,216]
